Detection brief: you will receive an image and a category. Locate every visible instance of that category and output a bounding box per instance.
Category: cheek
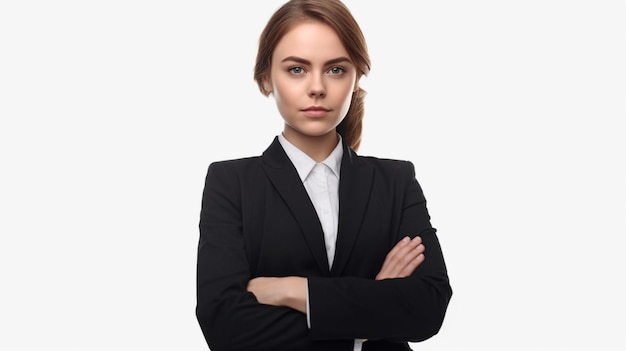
[338,93,353,117]
[337,80,356,109]
[271,83,295,119]
[273,79,298,106]
[334,74,356,98]
[272,86,287,107]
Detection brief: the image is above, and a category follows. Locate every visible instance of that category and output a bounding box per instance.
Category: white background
[1,1,625,350]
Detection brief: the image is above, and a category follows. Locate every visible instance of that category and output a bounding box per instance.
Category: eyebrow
[280,56,352,66]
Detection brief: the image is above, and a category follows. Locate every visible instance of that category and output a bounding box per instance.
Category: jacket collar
[261,136,374,275]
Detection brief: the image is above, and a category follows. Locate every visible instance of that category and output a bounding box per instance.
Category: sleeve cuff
[306,279,311,329]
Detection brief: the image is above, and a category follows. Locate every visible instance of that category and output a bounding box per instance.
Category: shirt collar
[278,133,343,182]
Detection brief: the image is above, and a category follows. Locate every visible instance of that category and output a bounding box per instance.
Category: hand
[375,236,425,280]
[247,276,307,314]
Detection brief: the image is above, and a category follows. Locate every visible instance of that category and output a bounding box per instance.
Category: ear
[353,77,360,93]
[263,76,273,95]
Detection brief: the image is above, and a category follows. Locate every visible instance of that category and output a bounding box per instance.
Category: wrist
[282,277,307,313]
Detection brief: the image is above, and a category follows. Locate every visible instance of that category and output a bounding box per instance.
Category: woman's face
[266,21,357,142]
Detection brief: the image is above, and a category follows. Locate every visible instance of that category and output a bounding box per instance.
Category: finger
[397,236,422,257]
[390,242,424,277]
[385,241,425,278]
[387,237,422,269]
[410,236,422,247]
[387,236,421,263]
[387,236,411,259]
[380,236,411,267]
[376,236,424,280]
[399,253,425,278]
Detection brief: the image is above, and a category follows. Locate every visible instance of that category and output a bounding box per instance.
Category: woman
[196,1,452,350]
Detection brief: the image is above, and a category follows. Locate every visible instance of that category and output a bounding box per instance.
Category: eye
[328,66,346,75]
[288,66,305,75]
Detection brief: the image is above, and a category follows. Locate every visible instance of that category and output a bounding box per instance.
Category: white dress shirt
[278,133,364,351]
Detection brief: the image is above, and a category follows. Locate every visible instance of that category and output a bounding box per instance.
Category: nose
[308,75,326,98]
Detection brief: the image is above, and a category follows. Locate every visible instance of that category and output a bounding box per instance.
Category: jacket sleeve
[196,162,328,351]
[307,161,453,342]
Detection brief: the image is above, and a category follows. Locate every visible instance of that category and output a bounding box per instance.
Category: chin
[300,127,338,137]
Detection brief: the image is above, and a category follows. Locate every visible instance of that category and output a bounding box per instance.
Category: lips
[302,106,330,118]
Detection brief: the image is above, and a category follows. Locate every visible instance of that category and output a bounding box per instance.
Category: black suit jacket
[196,137,452,351]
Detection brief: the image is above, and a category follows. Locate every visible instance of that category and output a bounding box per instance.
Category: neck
[282,130,339,163]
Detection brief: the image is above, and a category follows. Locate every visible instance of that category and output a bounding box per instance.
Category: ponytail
[337,87,366,151]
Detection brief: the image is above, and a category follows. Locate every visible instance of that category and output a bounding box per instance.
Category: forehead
[272,21,350,62]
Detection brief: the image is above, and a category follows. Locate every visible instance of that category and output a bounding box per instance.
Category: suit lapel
[331,143,375,276]
[261,137,331,274]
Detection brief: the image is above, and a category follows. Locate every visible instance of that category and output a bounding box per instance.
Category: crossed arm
[247,235,425,313]
[198,161,451,349]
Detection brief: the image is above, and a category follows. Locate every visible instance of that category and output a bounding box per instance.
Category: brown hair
[253,0,371,151]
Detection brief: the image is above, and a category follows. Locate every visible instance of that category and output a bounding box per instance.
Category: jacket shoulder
[357,155,416,175]
[207,156,262,171]
[202,157,265,187]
